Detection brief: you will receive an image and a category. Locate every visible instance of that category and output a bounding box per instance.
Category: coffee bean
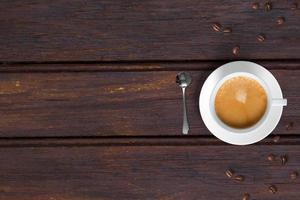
[264,2,272,12]
[286,122,294,130]
[257,34,266,42]
[291,3,298,10]
[273,135,280,143]
[234,175,245,182]
[242,193,250,200]
[268,185,277,194]
[212,23,222,32]
[277,16,285,25]
[252,2,259,10]
[280,155,288,165]
[232,46,240,55]
[267,154,276,161]
[225,169,234,178]
[223,27,232,34]
[290,171,298,180]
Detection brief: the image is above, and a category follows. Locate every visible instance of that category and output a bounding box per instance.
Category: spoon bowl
[176,72,192,88]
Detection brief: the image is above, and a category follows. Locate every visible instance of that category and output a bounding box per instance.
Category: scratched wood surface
[0,66,298,138]
[1,0,300,62]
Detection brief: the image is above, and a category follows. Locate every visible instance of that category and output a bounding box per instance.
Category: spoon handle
[182,87,189,134]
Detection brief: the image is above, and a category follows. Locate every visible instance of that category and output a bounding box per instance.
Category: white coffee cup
[199,61,287,145]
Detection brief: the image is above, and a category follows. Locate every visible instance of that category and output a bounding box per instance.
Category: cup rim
[199,61,285,145]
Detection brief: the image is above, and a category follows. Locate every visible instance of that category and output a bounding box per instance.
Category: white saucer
[199,61,285,145]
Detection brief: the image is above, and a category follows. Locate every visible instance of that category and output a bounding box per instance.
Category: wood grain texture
[0,143,300,200]
[1,0,300,62]
[0,67,298,137]
[2,1,300,200]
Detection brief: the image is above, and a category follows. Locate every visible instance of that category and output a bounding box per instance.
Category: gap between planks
[0,135,299,148]
[1,60,300,73]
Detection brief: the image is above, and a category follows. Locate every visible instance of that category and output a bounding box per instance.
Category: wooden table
[0,1,300,199]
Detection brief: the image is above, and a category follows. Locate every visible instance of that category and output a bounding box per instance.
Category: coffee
[214,76,267,129]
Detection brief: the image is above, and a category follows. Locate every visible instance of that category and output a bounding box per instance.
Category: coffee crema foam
[214,76,267,129]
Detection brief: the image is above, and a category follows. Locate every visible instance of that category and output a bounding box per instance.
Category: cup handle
[272,98,287,107]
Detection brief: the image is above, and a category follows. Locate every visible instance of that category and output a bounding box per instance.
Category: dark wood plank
[1,0,300,62]
[0,67,298,137]
[0,143,300,200]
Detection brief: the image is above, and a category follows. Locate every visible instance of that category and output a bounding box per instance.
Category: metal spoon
[176,72,192,134]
